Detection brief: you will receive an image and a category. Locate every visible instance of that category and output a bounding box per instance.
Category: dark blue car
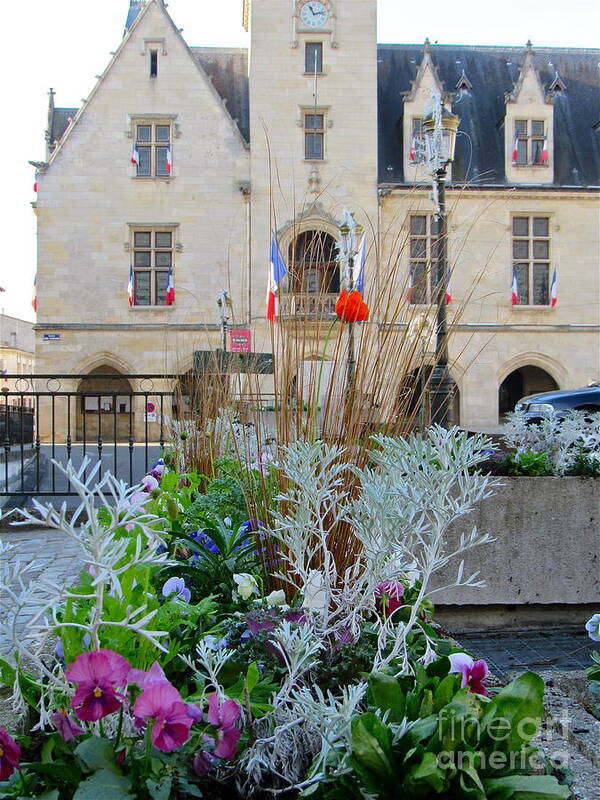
[515,382,600,421]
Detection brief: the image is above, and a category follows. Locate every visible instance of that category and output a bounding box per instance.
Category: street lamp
[216,290,232,352]
[421,96,459,428]
[337,210,362,395]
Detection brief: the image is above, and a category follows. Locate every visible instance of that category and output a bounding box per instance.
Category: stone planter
[432,477,599,629]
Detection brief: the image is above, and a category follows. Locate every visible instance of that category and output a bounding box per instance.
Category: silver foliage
[502,409,600,474]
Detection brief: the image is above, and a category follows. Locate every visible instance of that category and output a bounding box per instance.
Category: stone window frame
[301,106,329,161]
[513,119,548,167]
[408,213,443,306]
[511,214,552,308]
[304,41,324,74]
[127,115,179,179]
[127,224,178,309]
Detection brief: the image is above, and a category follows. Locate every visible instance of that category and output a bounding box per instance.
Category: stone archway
[498,365,559,418]
[76,365,133,442]
[287,229,339,294]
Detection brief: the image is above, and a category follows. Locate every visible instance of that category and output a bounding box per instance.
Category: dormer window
[410,117,424,162]
[513,119,548,166]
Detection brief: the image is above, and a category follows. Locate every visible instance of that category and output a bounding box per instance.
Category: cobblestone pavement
[0,527,83,655]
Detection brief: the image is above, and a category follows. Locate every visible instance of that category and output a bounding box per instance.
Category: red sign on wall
[229,329,252,353]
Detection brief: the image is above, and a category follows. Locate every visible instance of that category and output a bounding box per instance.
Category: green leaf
[146,777,172,800]
[433,674,461,712]
[75,738,120,775]
[404,750,447,793]
[480,673,544,755]
[483,774,571,799]
[368,672,406,722]
[419,688,434,718]
[72,770,133,800]
[245,661,260,693]
[0,657,16,688]
[34,792,60,800]
[351,713,394,780]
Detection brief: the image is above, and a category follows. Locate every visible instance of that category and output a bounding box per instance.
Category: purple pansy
[51,710,85,742]
[207,693,241,760]
[448,652,489,696]
[0,728,21,782]
[65,649,130,722]
[162,577,191,603]
[190,530,221,555]
[374,581,405,617]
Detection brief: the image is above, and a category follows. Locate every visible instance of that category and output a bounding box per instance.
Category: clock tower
[246,0,378,332]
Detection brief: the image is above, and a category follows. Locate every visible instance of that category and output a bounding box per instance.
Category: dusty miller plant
[239,427,498,792]
[1,458,172,726]
[502,409,600,473]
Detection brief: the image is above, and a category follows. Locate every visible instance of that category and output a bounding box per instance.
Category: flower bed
[0,427,582,799]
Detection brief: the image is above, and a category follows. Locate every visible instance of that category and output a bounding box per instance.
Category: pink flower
[0,728,21,781]
[448,652,489,696]
[128,661,168,690]
[133,682,194,752]
[51,710,85,742]
[142,474,159,493]
[207,693,241,760]
[65,649,131,722]
[374,581,405,617]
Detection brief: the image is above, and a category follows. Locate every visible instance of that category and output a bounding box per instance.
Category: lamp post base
[429,364,455,428]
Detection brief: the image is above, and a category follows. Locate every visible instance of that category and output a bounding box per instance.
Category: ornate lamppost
[421,96,459,428]
[337,210,362,395]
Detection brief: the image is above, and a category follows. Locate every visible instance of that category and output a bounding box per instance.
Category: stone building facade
[33,0,600,434]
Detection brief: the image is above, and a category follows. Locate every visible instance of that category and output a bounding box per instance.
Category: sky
[2,0,599,322]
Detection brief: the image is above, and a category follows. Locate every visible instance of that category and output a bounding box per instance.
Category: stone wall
[433,477,599,613]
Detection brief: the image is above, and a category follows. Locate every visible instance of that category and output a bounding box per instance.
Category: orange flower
[335,290,369,322]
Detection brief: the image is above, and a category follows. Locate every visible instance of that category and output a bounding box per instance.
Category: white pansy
[233,572,259,600]
[265,589,287,607]
[301,570,326,610]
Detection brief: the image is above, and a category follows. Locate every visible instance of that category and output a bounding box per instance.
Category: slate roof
[47,41,599,187]
[378,44,600,186]
[191,47,250,143]
[48,107,77,150]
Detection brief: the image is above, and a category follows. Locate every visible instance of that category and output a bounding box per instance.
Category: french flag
[131,145,140,166]
[31,274,38,312]
[511,268,519,305]
[266,236,287,322]
[127,264,134,306]
[409,137,416,162]
[355,234,366,295]
[407,269,414,304]
[165,265,175,305]
[550,269,557,308]
[512,137,519,163]
[166,146,172,174]
[445,267,452,305]
[541,138,549,164]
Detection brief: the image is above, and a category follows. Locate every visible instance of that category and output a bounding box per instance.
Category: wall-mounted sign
[43,333,61,341]
[145,402,156,413]
[229,329,252,353]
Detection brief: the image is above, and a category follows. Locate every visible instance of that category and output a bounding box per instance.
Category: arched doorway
[498,365,559,417]
[288,230,339,294]
[77,366,133,442]
[396,366,460,430]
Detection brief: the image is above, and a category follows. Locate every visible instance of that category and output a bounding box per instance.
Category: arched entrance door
[499,365,559,418]
[77,366,133,442]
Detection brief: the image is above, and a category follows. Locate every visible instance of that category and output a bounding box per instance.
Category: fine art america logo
[434,707,573,771]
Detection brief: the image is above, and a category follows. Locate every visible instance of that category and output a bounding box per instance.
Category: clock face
[300,1,329,27]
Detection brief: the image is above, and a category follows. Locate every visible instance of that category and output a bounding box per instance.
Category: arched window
[288,230,339,294]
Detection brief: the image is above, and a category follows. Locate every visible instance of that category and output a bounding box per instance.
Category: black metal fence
[1,374,177,500]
